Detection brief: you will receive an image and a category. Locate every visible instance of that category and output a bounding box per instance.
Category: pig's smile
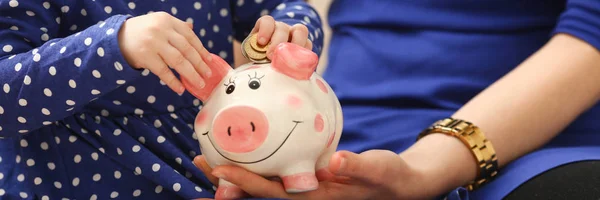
[201,120,303,164]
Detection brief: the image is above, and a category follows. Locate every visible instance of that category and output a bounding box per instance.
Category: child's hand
[118,12,212,95]
[252,16,313,59]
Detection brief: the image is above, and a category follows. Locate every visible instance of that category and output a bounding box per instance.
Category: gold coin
[249,33,269,53]
[246,49,267,60]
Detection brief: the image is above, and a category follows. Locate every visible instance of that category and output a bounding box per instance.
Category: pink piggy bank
[182,42,343,197]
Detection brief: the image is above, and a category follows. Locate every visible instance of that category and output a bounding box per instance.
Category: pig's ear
[182,53,232,102]
[271,42,318,80]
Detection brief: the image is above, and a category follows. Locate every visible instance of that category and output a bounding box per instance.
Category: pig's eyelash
[223,76,236,86]
[247,71,265,80]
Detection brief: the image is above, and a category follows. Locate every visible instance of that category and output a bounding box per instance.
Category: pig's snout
[212,106,269,153]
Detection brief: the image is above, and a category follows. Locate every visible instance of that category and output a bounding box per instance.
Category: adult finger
[267,22,291,59]
[158,43,206,89]
[289,24,309,48]
[172,20,213,76]
[145,53,185,94]
[211,165,290,198]
[328,150,386,184]
[193,155,219,186]
[254,15,276,46]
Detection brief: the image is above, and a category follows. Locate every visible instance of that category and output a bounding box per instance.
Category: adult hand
[118,12,212,95]
[251,15,313,59]
[194,150,436,200]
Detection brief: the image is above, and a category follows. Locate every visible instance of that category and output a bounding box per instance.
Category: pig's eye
[248,80,261,90]
[225,85,235,94]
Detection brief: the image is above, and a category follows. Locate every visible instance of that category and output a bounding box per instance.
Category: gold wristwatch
[417,118,499,191]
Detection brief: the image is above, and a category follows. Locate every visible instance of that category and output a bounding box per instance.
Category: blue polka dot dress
[0,0,323,199]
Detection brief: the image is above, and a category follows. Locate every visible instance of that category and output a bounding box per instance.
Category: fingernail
[259,37,267,45]
[178,86,185,95]
[337,157,347,174]
[206,71,212,78]
[212,171,226,179]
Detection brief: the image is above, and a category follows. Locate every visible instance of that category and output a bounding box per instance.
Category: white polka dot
[220,8,228,17]
[2,45,12,53]
[74,57,82,67]
[91,152,98,160]
[207,40,213,48]
[276,3,286,10]
[31,49,39,55]
[48,162,56,170]
[49,66,56,76]
[20,139,28,147]
[171,7,178,15]
[193,2,202,9]
[61,5,69,13]
[68,79,76,88]
[286,12,295,18]
[17,174,24,182]
[41,196,49,200]
[193,99,200,106]
[152,163,161,172]
[43,2,50,9]
[18,99,27,106]
[3,84,9,93]
[41,33,49,41]
[219,51,228,59]
[186,17,194,24]
[173,183,181,192]
[132,145,140,152]
[74,154,81,163]
[117,147,123,155]
[60,46,67,53]
[44,88,52,97]
[26,10,35,16]
[195,186,202,192]
[16,155,21,163]
[9,0,18,7]
[110,191,118,198]
[113,170,122,179]
[134,108,144,115]
[19,192,27,198]
[116,80,126,85]
[9,26,18,30]
[128,2,136,9]
[0,106,3,115]
[81,128,88,134]
[66,99,76,106]
[41,108,50,115]
[90,194,97,200]
[135,167,142,175]
[55,17,61,24]
[18,116,26,123]
[92,173,101,181]
[213,25,219,33]
[126,86,136,94]
[104,6,112,14]
[172,126,180,134]
[114,61,123,71]
[43,121,52,125]
[54,181,62,189]
[141,69,150,76]
[34,177,42,185]
[84,38,92,46]
[23,75,31,85]
[133,189,141,196]
[92,70,101,78]
[96,47,105,57]
[200,29,206,37]
[154,120,162,128]
[146,95,157,104]
[72,177,80,186]
[26,159,35,166]
[14,63,22,71]
[155,185,163,193]
[106,28,115,35]
[91,89,100,95]
[40,142,48,150]
[33,54,40,62]
[175,157,182,165]
[260,9,269,16]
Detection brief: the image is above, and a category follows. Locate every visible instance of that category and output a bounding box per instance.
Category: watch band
[417,118,499,191]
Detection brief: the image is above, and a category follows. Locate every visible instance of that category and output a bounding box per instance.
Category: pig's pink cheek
[316,79,328,94]
[286,95,303,108]
[314,114,324,132]
[195,110,208,126]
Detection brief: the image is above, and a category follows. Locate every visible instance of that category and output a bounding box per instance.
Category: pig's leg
[280,161,319,193]
[215,179,245,200]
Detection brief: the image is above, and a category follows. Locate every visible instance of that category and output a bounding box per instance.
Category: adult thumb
[329,151,371,179]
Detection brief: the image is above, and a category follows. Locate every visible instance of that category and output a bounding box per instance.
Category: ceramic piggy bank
[183,42,343,197]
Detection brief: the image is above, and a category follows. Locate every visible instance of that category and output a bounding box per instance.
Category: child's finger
[267,22,291,59]
[158,43,205,89]
[146,54,185,94]
[289,24,309,48]
[255,16,276,46]
[173,20,213,77]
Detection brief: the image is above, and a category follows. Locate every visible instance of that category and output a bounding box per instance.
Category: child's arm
[0,1,142,137]
[230,0,325,56]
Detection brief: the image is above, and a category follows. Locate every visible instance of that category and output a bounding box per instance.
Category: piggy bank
[182,42,343,198]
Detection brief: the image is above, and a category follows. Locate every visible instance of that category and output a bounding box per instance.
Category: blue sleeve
[0,0,143,137]
[552,0,600,50]
[229,0,325,56]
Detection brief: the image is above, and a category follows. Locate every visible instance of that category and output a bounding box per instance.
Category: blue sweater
[0,0,322,199]
[324,0,600,199]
